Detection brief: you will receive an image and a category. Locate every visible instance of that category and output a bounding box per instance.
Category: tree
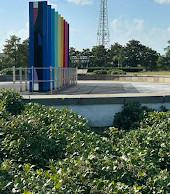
[157,55,169,70]
[123,40,145,67]
[164,40,170,58]
[123,40,158,70]
[0,53,6,70]
[1,35,29,69]
[108,43,125,67]
[69,47,81,68]
[91,45,107,67]
[18,38,29,67]
[3,35,21,67]
[142,47,159,71]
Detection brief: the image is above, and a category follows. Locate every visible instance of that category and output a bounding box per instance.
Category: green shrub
[112,111,170,193]
[113,102,153,130]
[0,103,89,168]
[1,110,169,193]
[0,90,169,193]
[0,89,25,115]
[88,67,143,73]
[92,70,108,74]
[92,69,126,75]
[108,69,126,75]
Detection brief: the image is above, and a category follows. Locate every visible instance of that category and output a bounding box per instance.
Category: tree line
[0,35,170,71]
[70,40,170,71]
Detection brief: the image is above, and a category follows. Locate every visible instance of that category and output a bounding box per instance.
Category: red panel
[63,20,66,67]
[34,8,38,25]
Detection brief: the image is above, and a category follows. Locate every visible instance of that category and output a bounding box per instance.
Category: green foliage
[0,90,169,193]
[92,69,126,75]
[0,103,88,168]
[113,102,153,130]
[0,68,26,76]
[109,69,126,75]
[0,68,13,75]
[0,89,25,115]
[92,69,108,74]
[1,35,29,69]
[88,66,143,72]
[113,111,170,193]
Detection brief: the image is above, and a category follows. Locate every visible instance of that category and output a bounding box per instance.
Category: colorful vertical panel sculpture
[61,17,64,68]
[29,1,69,92]
[58,14,61,68]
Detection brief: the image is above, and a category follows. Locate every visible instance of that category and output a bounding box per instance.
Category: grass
[127,71,170,76]
[87,71,170,76]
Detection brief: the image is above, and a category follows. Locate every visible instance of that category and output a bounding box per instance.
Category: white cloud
[49,1,57,9]
[110,17,170,54]
[0,23,29,52]
[67,0,93,5]
[155,0,170,4]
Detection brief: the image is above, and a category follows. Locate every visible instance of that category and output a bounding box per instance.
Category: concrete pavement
[0,80,170,95]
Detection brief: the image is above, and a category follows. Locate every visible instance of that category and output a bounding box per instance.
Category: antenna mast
[97,0,110,48]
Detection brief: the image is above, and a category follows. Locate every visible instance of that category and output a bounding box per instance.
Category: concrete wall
[23,93,170,127]
[0,75,20,81]
[78,74,170,83]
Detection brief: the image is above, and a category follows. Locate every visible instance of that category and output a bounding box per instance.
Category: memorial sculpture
[29,1,69,92]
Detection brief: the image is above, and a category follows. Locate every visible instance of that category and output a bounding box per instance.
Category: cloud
[155,0,170,4]
[110,17,170,54]
[0,23,29,52]
[49,1,57,9]
[67,0,93,5]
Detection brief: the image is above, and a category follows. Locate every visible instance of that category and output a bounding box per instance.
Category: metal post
[19,67,22,92]
[60,67,63,88]
[58,68,60,89]
[66,68,68,86]
[68,68,70,85]
[13,66,16,91]
[76,67,78,84]
[63,68,66,87]
[31,66,34,94]
[54,67,57,91]
[25,68,28,91]
[50,66,53,94]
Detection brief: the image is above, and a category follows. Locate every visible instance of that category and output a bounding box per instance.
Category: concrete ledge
[23,92,170,105]
[22,92,170,127]
[78,74,170,83]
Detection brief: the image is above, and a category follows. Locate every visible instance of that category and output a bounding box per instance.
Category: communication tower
[97,0,110,48]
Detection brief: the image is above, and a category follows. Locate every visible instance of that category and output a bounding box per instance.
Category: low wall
[78,74,170,83]
[0,75,20,81]
[23,92,170,127]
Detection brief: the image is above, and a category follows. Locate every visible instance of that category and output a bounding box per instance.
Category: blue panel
[43,1,48,91]
[38,32,43,46]
[47,5,52,89]
[51,9,55,68]
[29,2,34,92]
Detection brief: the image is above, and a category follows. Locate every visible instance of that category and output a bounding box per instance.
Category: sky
[0,0,170,54]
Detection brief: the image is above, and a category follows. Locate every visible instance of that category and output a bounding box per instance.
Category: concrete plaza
[0,80,170,95]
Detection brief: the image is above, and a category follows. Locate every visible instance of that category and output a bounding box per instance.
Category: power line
[97,0,110,48]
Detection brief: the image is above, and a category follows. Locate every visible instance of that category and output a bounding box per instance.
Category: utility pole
[97,0,110,48]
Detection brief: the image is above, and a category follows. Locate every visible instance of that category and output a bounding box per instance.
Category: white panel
[34,83,39,91]
[33,2,38,8]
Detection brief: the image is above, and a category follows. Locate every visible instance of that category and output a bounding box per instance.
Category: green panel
[58,14,61,67]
